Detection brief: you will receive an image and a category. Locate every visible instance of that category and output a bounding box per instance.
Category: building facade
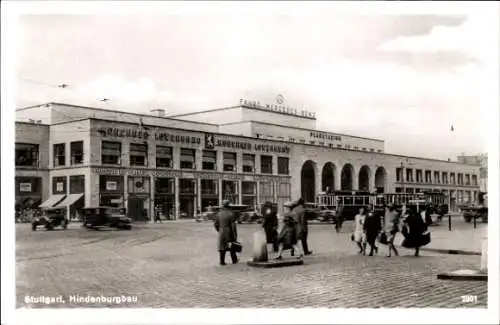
[15,102,482,220]
[457,154,488,193]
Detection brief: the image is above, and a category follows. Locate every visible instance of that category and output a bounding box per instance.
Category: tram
[315,190,449,221]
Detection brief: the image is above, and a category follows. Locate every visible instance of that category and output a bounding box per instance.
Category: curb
[247,259,304,268]
[404,247,481,256]
[437,270,488,281]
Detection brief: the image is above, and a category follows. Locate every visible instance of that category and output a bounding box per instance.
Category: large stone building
[457,154,488,193]
[15,100,481,220]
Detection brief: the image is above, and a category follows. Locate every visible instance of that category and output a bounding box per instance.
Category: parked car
[195,206,219,222]
[32,208,68,231]
[80,206,132,230]
[460,205,488,223]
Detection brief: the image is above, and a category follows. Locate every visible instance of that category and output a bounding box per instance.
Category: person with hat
[262,201,279,253]
[214,200,239,265]
[293,198,313,255]
[382,204,400,257]
[275,201,303,260]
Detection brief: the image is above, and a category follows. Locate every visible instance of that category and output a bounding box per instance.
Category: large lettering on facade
[91,167,291,183]
[96,127,201,145]
[212,138,290,154]
[310,131,342,141]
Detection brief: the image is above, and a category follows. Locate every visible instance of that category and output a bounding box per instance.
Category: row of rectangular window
[395,168,477,186]
[99,141,290,174]
[51,174,291,198]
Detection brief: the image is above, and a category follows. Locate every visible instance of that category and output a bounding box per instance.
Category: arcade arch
[321,162,336,193]
[358,165,371,192]
[301,160,316,203]
[374,167,387,193]
[340,164,354,191]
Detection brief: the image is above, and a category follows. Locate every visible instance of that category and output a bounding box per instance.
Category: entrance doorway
[179,196,195,219]
[128,196,149,221]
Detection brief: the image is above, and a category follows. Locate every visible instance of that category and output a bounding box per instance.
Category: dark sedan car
[80,206,132,230]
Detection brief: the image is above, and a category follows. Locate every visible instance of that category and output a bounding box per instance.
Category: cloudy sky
[14,2,497,160]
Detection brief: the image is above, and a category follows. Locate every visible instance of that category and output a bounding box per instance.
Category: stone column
[197,178,202,213]
[370,168,377,192]
[351,166,358,191]
[174,177,180,220]
[334,166,341,191]
[256,180,261,207]
[123,174,128,212]
[150,175,155,222]
[238,180,242,205]
[314,164,322,201]
[218,178,223,205]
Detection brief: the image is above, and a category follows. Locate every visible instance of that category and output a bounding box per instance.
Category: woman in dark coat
[276,202,302,260]
[214,200,238,265]
[402,207,430,257]
[363,210,382,256]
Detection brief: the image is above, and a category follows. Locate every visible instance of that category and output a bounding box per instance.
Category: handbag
[401,225,409,238]
[350,234,355,242]
[419,232,431,246]
[231,241,243,253]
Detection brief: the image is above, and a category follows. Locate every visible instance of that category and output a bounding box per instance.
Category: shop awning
[54,193,84,208]
[39,194,66,209]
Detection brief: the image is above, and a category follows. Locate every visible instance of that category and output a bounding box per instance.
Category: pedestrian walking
[402,207,431,257]
[382,204,400,257]
[293,198,313,255]
[276,201,302,260]
[335,205,344,233]
[352,207,367,254]
[363,209,382,256]
[214,200,239,265]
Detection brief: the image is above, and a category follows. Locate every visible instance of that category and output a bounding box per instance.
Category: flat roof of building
[16,102,217,127]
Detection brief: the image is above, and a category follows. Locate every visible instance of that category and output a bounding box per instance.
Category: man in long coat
[214,200,238,265]
[262,201,279,252]
[293,198,313,255]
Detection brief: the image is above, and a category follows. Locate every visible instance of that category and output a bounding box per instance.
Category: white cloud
[377,12,496,63]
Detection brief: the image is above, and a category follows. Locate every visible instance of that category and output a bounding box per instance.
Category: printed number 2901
[461,295,478,303]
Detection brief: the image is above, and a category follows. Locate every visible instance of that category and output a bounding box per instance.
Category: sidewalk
[398,224,487,255]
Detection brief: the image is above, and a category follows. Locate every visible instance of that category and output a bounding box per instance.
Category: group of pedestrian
[213,197,313,266]
[273,198,313,260]
[352,204,432,257]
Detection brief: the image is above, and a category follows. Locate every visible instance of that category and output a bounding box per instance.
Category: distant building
[457,154,487,193]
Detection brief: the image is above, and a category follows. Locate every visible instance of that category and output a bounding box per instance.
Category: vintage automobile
[195,206,219,222]
[304,202,321,221]
[80,206,132,230]
[460,193,488,223]
[239,209,262,224]
[32,208,68,231]
[316,205,337,223]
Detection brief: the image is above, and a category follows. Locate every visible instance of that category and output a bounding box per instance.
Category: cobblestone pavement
[16,221,487,308]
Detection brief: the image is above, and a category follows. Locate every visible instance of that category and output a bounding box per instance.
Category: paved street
[16,220,487,308]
